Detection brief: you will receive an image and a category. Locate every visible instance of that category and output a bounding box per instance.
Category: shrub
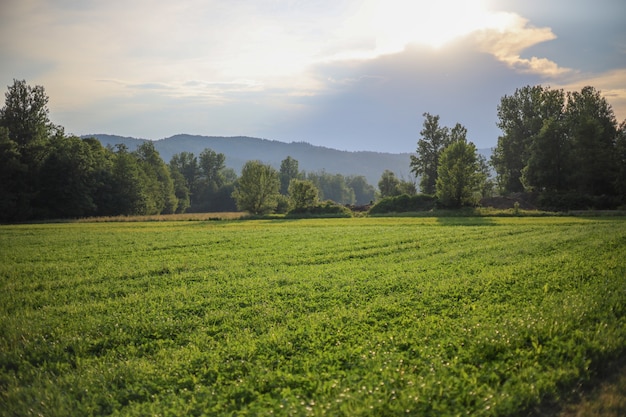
[369,194,437,214]
[286,200,352,218]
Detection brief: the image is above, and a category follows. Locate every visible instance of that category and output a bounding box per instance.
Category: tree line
[391,85,625,211]
[0,80,376,222]
[2,79,624,222]
[491,85,626,209]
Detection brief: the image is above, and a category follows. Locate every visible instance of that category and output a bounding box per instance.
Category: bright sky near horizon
[1,0,624,152]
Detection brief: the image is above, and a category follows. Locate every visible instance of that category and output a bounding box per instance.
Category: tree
[169,167,190,213]
[378,170,401,198]
[0,80,57,219]
[436,140,482,208]
[492,85,562,193]
[36,135,101,218]
[0,127,28,221]
[397,179,418,196]
[477,154,495,198]
[170,152,200,198]
[108,144,149,216]
[232,160,280,214]
[279,156,301,195]
[346,175,376,205]
[521,116,571,192]
[615,120,626,200]
[307,171,355,205]
[288,179,319,211]
[565,86,618,196]
[135,142,177,214]
[199,148,226,189]
[0,79,56,166]
[410,113,453,194]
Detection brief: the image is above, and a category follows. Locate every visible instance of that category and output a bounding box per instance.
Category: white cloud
[3,0,621,150]
[472,13,572,77]
[1,0,570,107]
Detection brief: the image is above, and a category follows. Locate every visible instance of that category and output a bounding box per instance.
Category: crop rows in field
[1,217,625,416]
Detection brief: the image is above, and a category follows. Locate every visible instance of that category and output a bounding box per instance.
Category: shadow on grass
[436,216,497,226]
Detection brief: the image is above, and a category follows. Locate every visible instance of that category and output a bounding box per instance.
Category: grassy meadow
[1,217,625,416]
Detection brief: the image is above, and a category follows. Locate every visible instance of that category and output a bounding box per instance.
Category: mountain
[87,134,416,186]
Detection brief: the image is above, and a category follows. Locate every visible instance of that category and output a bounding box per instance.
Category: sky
[1,0,624,153]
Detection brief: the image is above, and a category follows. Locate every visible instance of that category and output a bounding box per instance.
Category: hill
[87,134,415,186]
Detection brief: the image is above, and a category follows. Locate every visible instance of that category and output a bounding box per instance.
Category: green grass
[1,217,625,416]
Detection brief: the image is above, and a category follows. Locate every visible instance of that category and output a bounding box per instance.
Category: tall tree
[519,88,569,193]
[170,152,200,194]
[232,160,280,215]
[279,156,301,195]
[199,148,226,189]
[565,86,618,196]
[36,135,102,218]
[521,115,571,192]
[410,113,452,194]
[0,80,57,219]
[436,140,483,208]
[0,79,56,166]
[135,142,177,214]
[492,85,554,193]
[108,144,149,216]
[346,175,376,205]
[307,171,355,205]
[378,170,401,198]
[169,167,190,214]
[615,120,626,200]
[0,127,28,221]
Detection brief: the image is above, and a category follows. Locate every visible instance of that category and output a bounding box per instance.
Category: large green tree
[0,127,28,221]
[410,113,454,194]
[288,179,319,212]
[279,156,302,195]
[199,148,226,189]
[0,80,57,219]
[0,79,56,166]
[492,85,556,193]
[107,144,149,216]
[565,86,618,196]
[436,140,483,208]
[232,160,280,214]
[135,142,177,214]
[521,115,571,192]
[494,85,620,199]
[378,170,401,198]
[36,135,103,218]
[307,171,355,205]
[346,175,376,205]
[169,167,190,214]
[169,152,200,198]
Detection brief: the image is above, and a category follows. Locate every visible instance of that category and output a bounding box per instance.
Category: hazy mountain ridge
[88,134,416,186]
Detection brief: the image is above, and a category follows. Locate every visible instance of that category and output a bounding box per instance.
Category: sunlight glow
[371,0,511,51]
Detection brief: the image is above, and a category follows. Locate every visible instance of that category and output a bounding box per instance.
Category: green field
[1,217,625,416]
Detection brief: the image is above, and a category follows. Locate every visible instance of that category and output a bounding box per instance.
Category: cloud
[264,41,543,152]
[2,0,621,153]
[472,13,572,77]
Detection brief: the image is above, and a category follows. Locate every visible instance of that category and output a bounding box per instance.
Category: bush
[369,194,437,214]
[537,192,623,211]
[275,195,290,214]
[286,200,353,218]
